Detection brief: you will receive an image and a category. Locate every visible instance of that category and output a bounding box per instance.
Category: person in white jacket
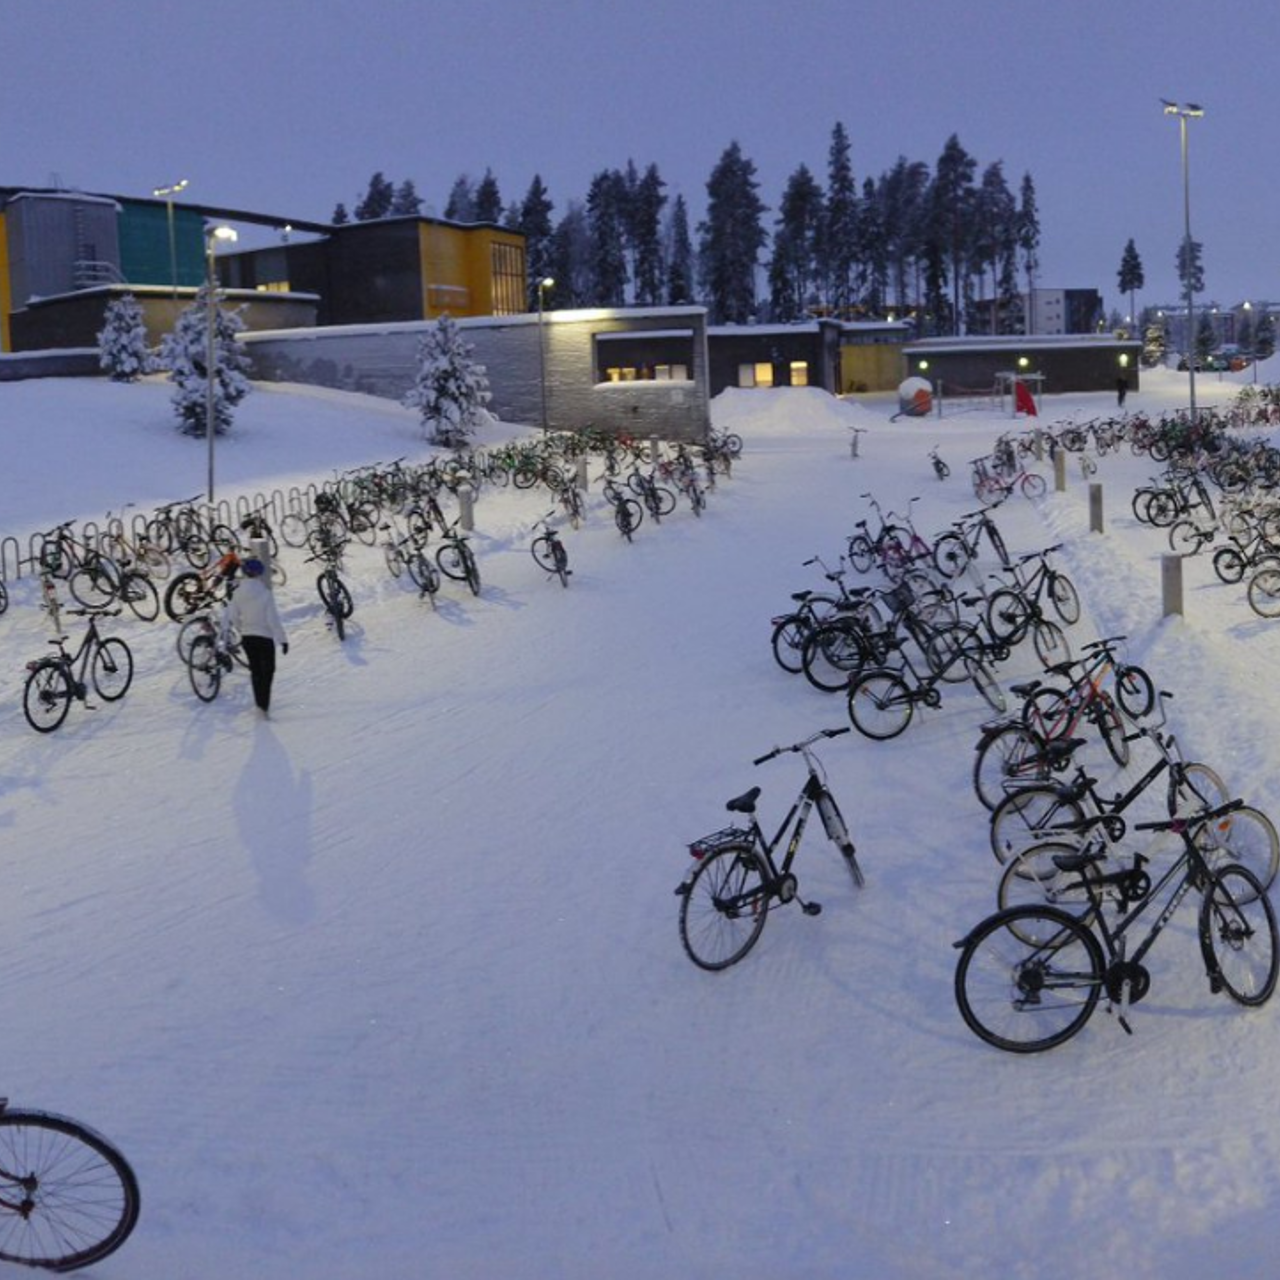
[224,557,288,716]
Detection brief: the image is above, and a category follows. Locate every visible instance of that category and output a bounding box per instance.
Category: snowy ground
[0,363,1276,1278]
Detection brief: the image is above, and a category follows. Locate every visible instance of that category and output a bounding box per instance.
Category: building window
[789,361,809,386]
[255,281,291,293]
[490,241,525,316]
[739,361,773,388]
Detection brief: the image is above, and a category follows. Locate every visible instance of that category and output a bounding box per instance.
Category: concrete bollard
[457,483,476,532]
[576,456,589,491]
[1162,554,1184,617]
[650,435,661,463]
[1089,483,1104,533]
[1054,450,1067,492]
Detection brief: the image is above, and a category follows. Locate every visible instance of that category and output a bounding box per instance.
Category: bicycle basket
[882,582,915,614]
[688,826,752,860]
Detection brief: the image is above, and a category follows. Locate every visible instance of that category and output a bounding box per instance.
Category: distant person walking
[1116,374,1129,408]
[225,557,288,717]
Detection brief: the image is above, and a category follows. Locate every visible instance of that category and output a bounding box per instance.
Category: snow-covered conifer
[158,285,251,436]
[96,293,152,382]
[402,314,493,447]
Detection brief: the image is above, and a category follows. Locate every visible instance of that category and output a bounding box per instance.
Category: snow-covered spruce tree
[403,314,492,447]
[159,285,251,437]
[97,293,152,382]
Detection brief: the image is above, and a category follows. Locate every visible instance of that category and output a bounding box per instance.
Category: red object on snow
[1014,381,1038,417]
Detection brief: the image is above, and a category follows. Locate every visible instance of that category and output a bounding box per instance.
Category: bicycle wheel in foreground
[677,845,769,970]
[0,1107,140,1270]
[1199,865,1279,1006]
[953,905,1105,1053]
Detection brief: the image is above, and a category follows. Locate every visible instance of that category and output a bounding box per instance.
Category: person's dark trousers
[241,635,276,711]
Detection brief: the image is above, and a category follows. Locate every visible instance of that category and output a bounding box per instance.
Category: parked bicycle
[0,1096,140,1270]
[674,728,863,971]
[435,520,481,596]
[23,607,134,732]
[530,513,571,588]
[953,799,1279,1053]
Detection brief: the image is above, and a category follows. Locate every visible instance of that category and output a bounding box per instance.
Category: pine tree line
[338,125,1040,335]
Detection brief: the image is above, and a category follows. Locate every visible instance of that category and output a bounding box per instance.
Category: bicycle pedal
[802,901,823,916]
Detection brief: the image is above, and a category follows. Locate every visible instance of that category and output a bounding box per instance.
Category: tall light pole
[1163,99,1204,420]
[153,179,188,299]
[537,276,555,432]
[204,224,238,502]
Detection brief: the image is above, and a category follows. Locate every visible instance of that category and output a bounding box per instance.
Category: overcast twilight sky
[5,0,1275,312]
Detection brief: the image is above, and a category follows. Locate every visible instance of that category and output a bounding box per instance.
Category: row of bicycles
[954,634,1279,1053]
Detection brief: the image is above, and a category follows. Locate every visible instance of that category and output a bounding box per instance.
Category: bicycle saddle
[725,787,761,815]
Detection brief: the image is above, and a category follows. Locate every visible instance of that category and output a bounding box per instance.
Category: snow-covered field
[0,363,1277,1278]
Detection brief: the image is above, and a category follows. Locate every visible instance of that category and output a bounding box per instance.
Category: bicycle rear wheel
[848,670,913,740]
[1199,865,1279,1006]
[989,784,1087,864]
[677,844,769,971]
[953,906,1104,1053]
[0,1107,140,1270]
[973,723,1049,811]
[23,661,73,733]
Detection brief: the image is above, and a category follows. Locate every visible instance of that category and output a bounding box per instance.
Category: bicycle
[848,427,867,459]
[530,513,571,588]
[379,522,439,605]
[23,608,134,732]
[929,446,950,480]
[602,478,643,542]
[931,503,1011,579]
[186,612,241,703]
[36,521,123,610]
[953,799,1279,1053]
[674,728,863,971]
[435,520,481,596]
[101,506,171,580]
[984,546,1080,664]
[1018,636,1155,766]
[308,546,354,641]
[0,1096,140,1270]
[846,627,1006,739]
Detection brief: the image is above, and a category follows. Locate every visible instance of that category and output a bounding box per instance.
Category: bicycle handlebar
[753,727,850,766]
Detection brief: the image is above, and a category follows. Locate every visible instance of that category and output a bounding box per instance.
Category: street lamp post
[537,276,555,432]
[204,224,238,503]
[1162,99,1204,421]
[153,179,188,299]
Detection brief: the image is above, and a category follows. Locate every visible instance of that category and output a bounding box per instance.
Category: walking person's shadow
[234,720,316,924]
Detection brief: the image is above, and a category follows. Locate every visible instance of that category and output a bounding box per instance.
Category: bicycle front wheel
[1248,567,1280,619]
[677,844,769,971]
[92,637,134,701]
[187,634,222,703]
[0,1107,140,1271]
[954,906,1104,1053]
[530,535,562,575]
[1114,663,1155,720]
[1047,571,1081,625]
[1199,865,1279,1006]
[120,571,160,623]
[1197,804,1280,892]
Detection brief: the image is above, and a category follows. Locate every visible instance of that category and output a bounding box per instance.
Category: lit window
[789,361,809,386]
[738,363,756,387]
[754,362,774,387]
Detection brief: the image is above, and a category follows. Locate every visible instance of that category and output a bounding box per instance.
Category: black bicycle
[953,800,1279,1053]
[436,520,481,596]
[530,513,571,588]
[23,608,134,732]
[674,728,863,971]
[0,1097,140,1271]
